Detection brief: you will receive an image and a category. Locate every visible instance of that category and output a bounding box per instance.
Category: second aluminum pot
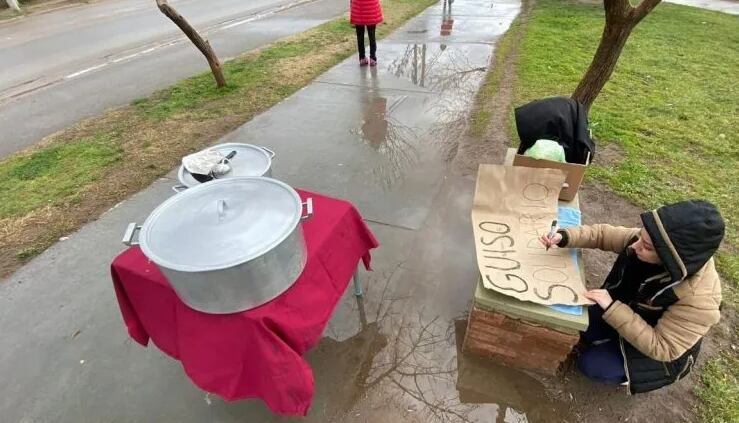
[175,143,275,192]
[123,177,312,314]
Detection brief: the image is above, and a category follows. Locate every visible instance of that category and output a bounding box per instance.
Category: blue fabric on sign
[549,304,583,315]
[547,207,583,316]
[557,206,582,227]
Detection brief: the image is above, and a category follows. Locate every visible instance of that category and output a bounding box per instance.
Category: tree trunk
[155,0,226,88]
[6,0,21,12]
[571,21,634,108]
[572,0,662,109]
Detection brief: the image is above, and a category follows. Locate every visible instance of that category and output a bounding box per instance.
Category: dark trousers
[355,25,377,60]
[577,305,627,384]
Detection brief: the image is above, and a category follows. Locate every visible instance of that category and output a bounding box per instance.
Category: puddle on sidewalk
[320,42,490,96]
[225,43,492,230]
[305,175,574,422]
[300,269,578,423]
[202,269,576,423]
[389,0,521,44]
[342,42,491,189]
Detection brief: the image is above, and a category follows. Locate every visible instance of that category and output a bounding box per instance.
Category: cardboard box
[512,154,588,201]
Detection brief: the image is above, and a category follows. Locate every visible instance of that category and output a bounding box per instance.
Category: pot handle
[172,185,188,193]
[301,198,313,221]
[260,146,276,159]
[122,223,142,246]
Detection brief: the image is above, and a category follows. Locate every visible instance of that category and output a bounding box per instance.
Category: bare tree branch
[632,0,663,22]
[155,0,226,88]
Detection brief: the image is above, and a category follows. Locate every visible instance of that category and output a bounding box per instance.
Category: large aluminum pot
[122,177,312,314]
[174,143,275,192]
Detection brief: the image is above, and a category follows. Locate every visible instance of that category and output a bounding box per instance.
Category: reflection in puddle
[318,271,575,422]
[354,70,422,189]
[386,42,486,93]
[352,43,488,189]
[441,0,455,38]
[385,43,487,153]
[310,319,389,413]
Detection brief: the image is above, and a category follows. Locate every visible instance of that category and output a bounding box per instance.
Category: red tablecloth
[110,190,379,416]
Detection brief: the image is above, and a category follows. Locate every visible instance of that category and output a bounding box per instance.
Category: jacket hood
[641,200,724,282]
[514,96,595,165]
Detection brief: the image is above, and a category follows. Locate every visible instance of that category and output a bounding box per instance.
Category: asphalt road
[0,0,347,158]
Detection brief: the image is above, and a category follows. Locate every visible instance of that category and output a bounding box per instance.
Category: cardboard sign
[471,165,589,306]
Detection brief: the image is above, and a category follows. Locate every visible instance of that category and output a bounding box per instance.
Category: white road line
[65,64,107,79]
[61,0,320,81]
[219,0,316,30]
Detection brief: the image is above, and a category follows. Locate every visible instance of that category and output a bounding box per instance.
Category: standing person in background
[351,0,384,66]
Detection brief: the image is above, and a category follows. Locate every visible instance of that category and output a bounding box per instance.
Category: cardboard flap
[512,154,587,201]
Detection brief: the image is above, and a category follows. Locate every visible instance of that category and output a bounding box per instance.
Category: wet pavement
[665,0,739,15]
[0,1,580,422]
[222,40,490,229]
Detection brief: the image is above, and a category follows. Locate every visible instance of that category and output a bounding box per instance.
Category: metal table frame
[352,268,363,297]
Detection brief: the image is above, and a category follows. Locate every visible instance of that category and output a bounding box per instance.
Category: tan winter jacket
[563,224,722,362]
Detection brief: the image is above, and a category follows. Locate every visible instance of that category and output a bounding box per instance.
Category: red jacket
[350,0,383,26]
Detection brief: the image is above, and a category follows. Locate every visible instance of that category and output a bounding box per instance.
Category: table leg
[353,268,363,297]
[356,294,368,330]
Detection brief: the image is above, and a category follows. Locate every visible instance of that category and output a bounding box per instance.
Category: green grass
[0,133,122,218]
[509,1,738,421]
[16,245,44,262]
[697,353,739,423]
[513,0,739,287]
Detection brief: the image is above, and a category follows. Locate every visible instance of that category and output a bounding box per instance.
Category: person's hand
[539,232,563,249]
[584,289,614,310]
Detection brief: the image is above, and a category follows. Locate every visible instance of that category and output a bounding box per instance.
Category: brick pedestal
[463,305,580,375]
[463,148,587,375]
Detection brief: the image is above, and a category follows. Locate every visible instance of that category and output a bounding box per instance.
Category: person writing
[351,0,383,66]
[540,200,724,393]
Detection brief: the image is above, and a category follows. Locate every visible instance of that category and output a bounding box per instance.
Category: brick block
[463,306,579,375]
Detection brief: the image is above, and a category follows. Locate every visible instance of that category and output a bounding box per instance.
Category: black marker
[545,220,558,251]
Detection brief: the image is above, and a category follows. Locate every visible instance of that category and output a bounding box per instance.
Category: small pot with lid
[174,143,275,192]
[123,177,312,314]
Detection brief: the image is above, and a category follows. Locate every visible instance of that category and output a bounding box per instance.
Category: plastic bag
[182,149,225,175]
[523,139,566,163]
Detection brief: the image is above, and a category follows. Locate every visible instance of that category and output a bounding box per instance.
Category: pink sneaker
[369,58,377,67]
[359,58,369,66]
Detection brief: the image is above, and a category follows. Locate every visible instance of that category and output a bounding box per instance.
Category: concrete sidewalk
[0,1,575,422]
[665,0,739,15]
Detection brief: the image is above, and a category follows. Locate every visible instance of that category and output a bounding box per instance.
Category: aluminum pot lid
[140,177,302,272]
[179,143,273,187]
